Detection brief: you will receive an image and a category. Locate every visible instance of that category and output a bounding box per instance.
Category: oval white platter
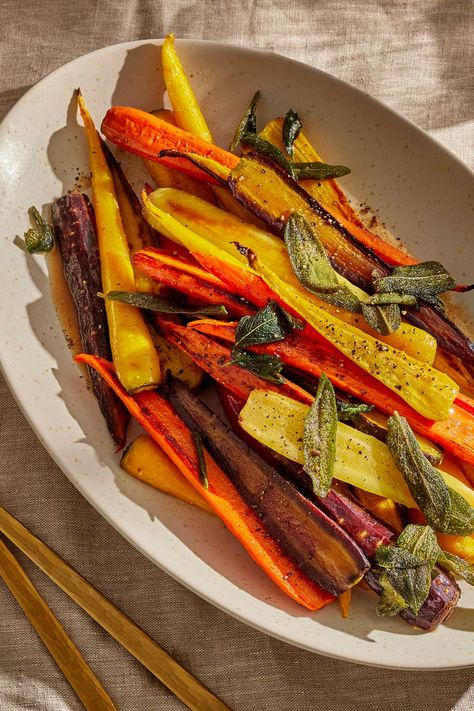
[0,39,473,669]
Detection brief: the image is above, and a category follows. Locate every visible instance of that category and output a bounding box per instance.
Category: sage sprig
[234,300,303,350]
[361,302,401,335]
[228,301,302,383]
[387,412,474,535]
[337,401,375,422]
[374,261,456,301]
[99,291,228,318]
[303,373,338,497]
[16,207,54,253]
[367,292,418,307]
[284,212,362,312]
[282,109,302,158]
[228,350,285,384]
[437,550,474,585]
[292,162,351,180]
[229,90,260,152]
[376,525,440,616]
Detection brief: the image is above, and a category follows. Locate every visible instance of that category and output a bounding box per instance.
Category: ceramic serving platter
[0,39,473,669]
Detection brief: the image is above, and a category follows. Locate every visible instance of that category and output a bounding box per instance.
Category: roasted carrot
[101,106,238,183]
[155,317,314,406]
[133,249,254,318]
[75,354,333,611]
[162,34,213,142]
[77,92,161,392]
[188,319,474,465]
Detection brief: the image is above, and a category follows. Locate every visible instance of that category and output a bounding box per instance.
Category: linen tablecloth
[0,1,472,709]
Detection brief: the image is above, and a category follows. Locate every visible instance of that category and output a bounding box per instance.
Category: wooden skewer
[0,505,232,711]
[0,537,118,711]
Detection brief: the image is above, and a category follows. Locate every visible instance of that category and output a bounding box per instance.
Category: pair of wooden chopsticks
[0,505,232,711]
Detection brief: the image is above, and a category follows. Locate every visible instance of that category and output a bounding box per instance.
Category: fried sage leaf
[361,302,401,335]
[284,212,361,312]
[337,401,375,422]
[229,350,285,384]
[239,133,296,178]
[282,109,302,158]
[367,292,418,307]
[387,413,474,535]
[437,550,474,585]
[374,261,456,300]
[234,300,303,350]
[303,373,337,497]
[16,207,54,253]
[229,90,260,152]
[292,162,351,180]
[100,291,228,318]
[376,524,440,616]
[192,430,208,489]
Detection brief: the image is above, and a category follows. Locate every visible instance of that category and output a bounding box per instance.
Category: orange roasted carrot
[155,317,314,406]
[133,249,254,318]
[75,354,333,611]
[188,319,474,465]
[101,107,238,184]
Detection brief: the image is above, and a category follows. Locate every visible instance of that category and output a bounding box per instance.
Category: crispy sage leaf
[361,302,401,335]
[303,373,337,497]
[284,212,362,312]
[376,525,440,616]
[239,134,296,178]
[282,109,302,158]
[292,162,351,180]
[443,487,474,536]
[337,401,375,422]
[100,291,228,318]
[367,292,418,307]
[437,550,474,585]
[192,430,208,489]
[229,350,285,384]
[387,413,474,535]
[16,207,54,253]
[234,300,303,350]
[229,90,260,152]
[374,261,456,299]
[377,575,408,616]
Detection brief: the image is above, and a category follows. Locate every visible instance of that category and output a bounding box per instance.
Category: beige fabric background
[0,1,473,709]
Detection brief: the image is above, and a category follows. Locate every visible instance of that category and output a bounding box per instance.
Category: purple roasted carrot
[51,193,129,448]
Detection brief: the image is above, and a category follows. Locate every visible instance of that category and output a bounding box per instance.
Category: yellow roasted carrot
[121,435,213,513]
[148,187,437,364]
[239,390,474,509]
[162,34,213,142]
[77,92,161,392]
